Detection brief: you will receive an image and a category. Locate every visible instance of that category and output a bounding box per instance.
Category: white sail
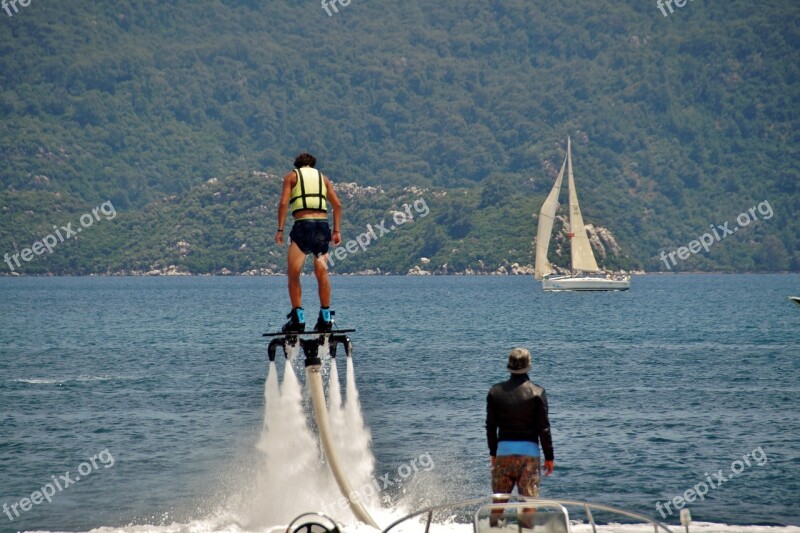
[534,154,566,280]
[566,138,601,273]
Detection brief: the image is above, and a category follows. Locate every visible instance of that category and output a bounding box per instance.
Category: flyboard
[263,328,379,529]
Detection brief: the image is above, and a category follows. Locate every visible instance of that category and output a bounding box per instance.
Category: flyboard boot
[282,307,305,333]
[314,307,334,332]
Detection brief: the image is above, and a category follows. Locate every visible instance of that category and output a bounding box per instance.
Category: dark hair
[294,152,316,168]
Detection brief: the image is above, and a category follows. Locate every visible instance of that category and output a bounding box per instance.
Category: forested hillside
[1,0,798,274]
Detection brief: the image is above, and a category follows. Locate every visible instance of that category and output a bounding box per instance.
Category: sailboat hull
[542,274,631,292]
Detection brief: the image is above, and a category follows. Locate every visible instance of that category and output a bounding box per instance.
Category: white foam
[13,377,62,384]
[66,519,799,533]
[341,355,378,508]
[243,347,332,528]
[12,375,118,385]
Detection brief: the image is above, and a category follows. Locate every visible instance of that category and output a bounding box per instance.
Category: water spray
[261,333,379,529]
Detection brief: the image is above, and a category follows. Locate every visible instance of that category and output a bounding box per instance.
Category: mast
[534,152,566,280]
[566,137,601,274]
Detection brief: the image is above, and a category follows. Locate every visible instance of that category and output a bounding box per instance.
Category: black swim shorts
[289,219,331,257]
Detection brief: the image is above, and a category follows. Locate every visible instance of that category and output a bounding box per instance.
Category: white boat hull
[542,274,630,291]
[534,139,632,292]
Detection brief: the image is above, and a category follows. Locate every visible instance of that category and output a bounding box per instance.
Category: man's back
[486,374,553,461]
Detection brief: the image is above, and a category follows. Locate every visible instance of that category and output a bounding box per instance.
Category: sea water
[0,275,798,532]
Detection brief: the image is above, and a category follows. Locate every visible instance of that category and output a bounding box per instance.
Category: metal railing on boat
[380,494,675,533]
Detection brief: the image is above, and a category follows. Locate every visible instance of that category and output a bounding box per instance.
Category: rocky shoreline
[2,263,644,277]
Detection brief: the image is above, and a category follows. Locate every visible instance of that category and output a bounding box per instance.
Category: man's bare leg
[518,507,536,529]
[518,481,538,528]
[314,254,331,308]
[287,242,306,308]
[490,508,506,526]
[490,495,508,527]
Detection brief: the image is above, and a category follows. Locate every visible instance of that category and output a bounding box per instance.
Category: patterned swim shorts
[491,455,541,497]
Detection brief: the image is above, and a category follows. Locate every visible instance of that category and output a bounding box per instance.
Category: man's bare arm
[324,175,342,246]
[275,172,295,244]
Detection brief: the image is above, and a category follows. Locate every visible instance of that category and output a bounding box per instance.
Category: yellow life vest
[289,167,327,214]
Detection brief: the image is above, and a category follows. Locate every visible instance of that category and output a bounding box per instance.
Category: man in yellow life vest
[275,152,343,333]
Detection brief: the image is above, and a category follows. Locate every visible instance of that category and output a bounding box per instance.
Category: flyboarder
[275,152,343,333]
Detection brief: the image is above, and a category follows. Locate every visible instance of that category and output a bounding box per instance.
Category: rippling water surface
[0,274,798,532]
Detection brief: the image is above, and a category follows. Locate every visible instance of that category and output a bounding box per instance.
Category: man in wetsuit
[275,152,342,332]
[486,348,555,527]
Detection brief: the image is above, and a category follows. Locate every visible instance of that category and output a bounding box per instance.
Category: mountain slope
[1,0,798,273]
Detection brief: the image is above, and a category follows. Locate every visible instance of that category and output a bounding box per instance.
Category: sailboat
[534,138,631,291]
